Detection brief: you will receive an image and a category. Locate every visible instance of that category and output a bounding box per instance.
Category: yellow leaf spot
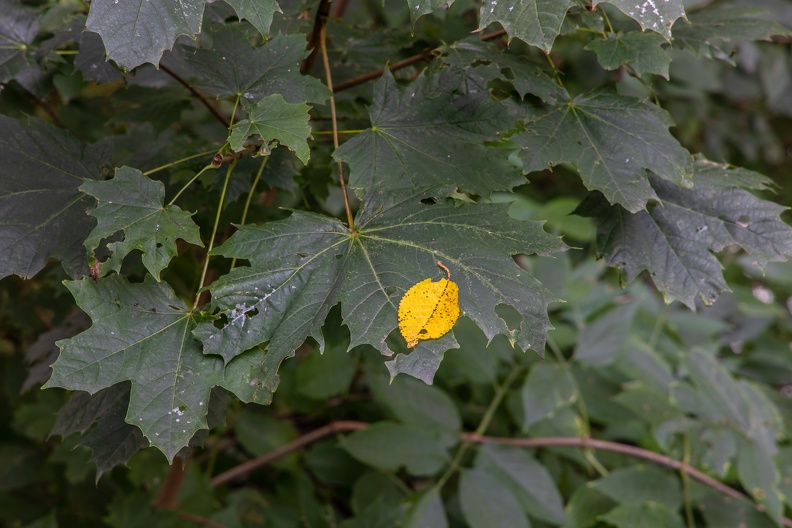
[398,262,460,348]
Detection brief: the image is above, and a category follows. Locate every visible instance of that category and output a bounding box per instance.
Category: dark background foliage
[1,0,792,527]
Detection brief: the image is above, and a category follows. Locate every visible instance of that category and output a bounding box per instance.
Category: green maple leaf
[228,94,312,164]
[334,70,524,196]
[405,0,454,29]
[671,6,792,60]
[0,0,39,87]
[76,31,125,84]
[84,0,286,70]
[439,38,564,103]
[585,31,672,79]
[183,27,330,105]
[593,0,686,40]
[511,87,693,213]
[44,275,272,461]
[81,167,203,280]
[478,0,575,52]
[575,156,792,308]
[86,0,205,70]
[193,186,565,391]
[0,115,112,280]
[50,384,148,482]
[385,333,459,384]
[224,0,282,38]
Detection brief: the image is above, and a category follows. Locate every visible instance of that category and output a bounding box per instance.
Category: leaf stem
[682,433,695,528]
[437,261,451,279]
[544,52,565,88]
[168,164,216,206]
[228,94,241,131]
[230,155,269,269]
[238,156,268,227]
[319,22,355,231]
[599,4,615,34]
[647,307,667,350]
[625,64,661,105]
[193,160,235,310]
[546,335,607,476]
[434,363,524,490]
[144,149,218,176]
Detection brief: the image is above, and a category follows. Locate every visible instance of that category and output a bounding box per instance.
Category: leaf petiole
[228,94,241,132]
[230,155,269,270]
[167,164,217,206]
[193,159,235,310]
[144,149,219,177]
[319,22,355,231]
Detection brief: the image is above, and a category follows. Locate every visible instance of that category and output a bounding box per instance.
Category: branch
[435,363,524,489]
[159,63,230,129]
[462,435,742,502]
[465,434,792,528]
[21,89,66,129]
[334,29,507,93]
[300,0,332,75]
[210,420,792,526]
[210,421,366,486]
[153,456,190,509]
[331,0,350,17]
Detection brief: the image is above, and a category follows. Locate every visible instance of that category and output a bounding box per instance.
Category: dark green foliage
[2,1,792,527]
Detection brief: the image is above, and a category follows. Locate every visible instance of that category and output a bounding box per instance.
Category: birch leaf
[398,264,461,348]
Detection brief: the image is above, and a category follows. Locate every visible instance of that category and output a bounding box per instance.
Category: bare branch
[210,419,792,526]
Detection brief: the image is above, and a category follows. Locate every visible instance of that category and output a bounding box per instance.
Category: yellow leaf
[398,262,460,348]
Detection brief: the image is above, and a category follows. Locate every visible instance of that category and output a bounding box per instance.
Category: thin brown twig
[319,22,355,230]
[301,0,332,75]
[331,0,350,17]
[209,420,792,526]
[464,434,792,527]
[210,421,366,486]
[22,89,66,128]
[218,143,259,165]
[153,456,190,509]
[334,29,507,93]
[159,63,230,128]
